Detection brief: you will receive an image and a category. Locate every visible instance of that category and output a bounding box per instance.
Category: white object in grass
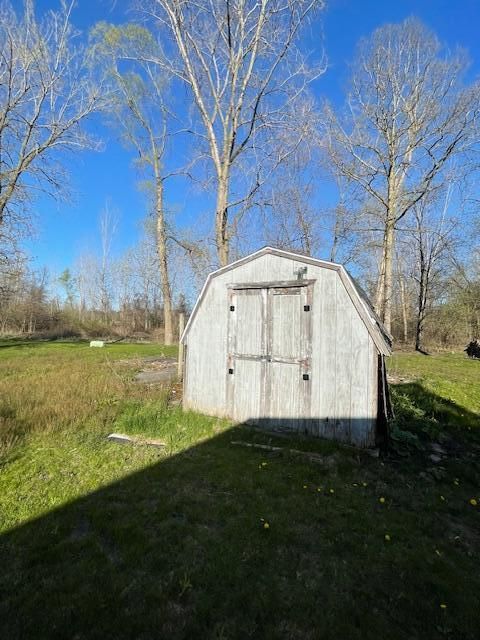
[107,433,166,447]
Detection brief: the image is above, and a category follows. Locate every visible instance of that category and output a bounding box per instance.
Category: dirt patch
[116,356,178,385]
[134,357,177,384]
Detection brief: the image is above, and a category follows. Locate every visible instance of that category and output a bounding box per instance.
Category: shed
[181,247,392,447]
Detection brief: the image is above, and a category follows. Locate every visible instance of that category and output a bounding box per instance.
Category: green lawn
[390,351,480,416]
[0,343,479,639]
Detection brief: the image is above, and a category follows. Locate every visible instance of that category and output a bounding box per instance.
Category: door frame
[226,279,315,427]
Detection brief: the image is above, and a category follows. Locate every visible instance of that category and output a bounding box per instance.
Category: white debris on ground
[107,433,166,447]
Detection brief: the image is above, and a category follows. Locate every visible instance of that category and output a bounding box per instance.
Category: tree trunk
[374,250,386,317]
[415,285,425,351]
[414,234,429,352]
[374,215,395,334]
[382,217,395,334]
[415,315,425,351]
[330,208,341,262]
[399,275,409,343]
[216,171,229,267]
[155,174,173,346]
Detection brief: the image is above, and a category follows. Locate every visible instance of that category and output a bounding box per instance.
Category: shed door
[228,288,267,424]
[228,283,312,430]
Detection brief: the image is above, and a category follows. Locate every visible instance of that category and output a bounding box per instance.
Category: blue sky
[25,0,480,274]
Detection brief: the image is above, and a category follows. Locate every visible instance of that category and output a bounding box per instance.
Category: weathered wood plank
[232,358,264,423]
[107,433,166,447]
[228,279,315,290]
[317,269,337,440]
[334,280,353,442]
[350,313,371,446]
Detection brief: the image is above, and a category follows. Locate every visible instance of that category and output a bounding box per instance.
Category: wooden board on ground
[107,433,166,447]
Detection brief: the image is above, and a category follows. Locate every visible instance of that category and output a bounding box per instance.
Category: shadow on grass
[1,405,480,639]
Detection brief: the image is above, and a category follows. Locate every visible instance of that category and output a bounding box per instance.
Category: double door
[227,281,313,430]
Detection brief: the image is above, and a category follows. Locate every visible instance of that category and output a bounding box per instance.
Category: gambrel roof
[181,247,392,356]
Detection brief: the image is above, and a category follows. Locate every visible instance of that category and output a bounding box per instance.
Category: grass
[390,351,480,417]
[0,342,480,639]
[0,339,177,455]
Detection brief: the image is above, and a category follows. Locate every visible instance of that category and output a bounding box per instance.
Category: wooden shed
[181,247,392,447]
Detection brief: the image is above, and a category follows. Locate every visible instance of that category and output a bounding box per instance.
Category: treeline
[0,219,190,340]
[1,251,478,349]
[0,1,479,349]
[0,270,187,340]
[390,250,480,349]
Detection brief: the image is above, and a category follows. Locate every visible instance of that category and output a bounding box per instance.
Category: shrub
[465,339,480,359]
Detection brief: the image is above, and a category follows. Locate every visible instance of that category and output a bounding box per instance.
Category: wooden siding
[183,252,379,447]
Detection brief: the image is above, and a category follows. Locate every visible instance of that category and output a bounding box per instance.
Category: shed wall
[184,253,378,446]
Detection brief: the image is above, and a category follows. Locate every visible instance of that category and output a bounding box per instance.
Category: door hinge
[228,368,234,374]
[230,305,235,311]
[303,305,310,312]
[303,373,310,380]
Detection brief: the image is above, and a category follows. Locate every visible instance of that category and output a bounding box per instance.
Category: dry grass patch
[0,341,177,456]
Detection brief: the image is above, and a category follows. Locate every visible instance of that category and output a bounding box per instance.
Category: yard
[0,342,479,639]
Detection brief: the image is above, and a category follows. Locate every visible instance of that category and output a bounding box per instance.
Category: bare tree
[394,246,413,344]
[0,252,27,327]
[98,201,118,323]
[73,252,97,321]
[0,265,51,334]
[144,0,326,266]
[324,18,480,332]
[90,22,176,343]
[409,188,456,352]
[128,219,163,333]
[327,174,368,265]
[58,268,77,309]
[0,0,105,254]
[261,143,322,256]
